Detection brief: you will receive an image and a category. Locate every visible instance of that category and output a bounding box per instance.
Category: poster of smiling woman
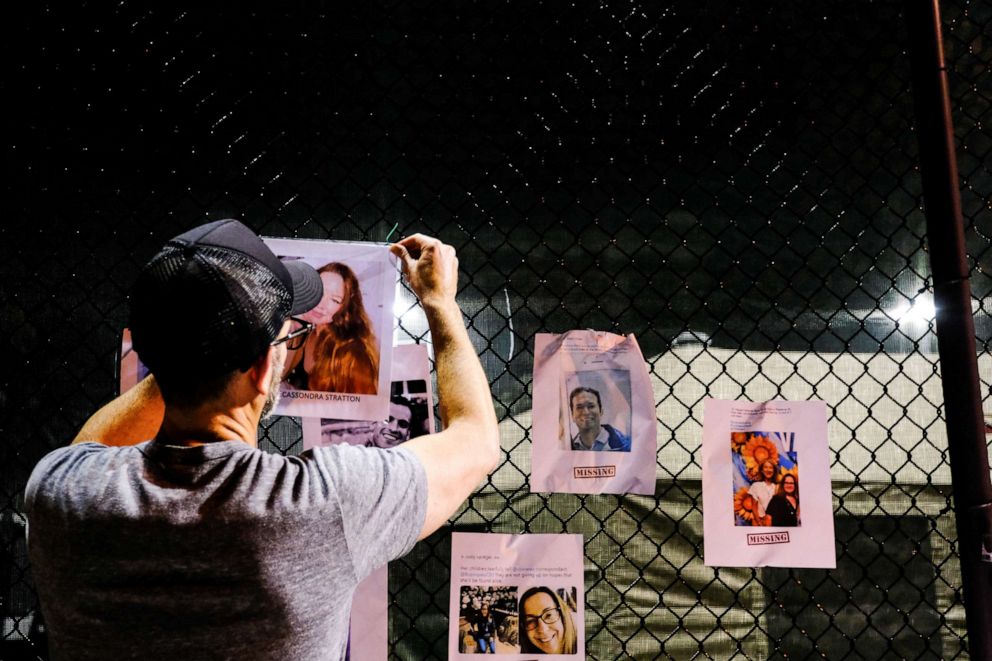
[702,399,835,569]
[263,237,398,421]
[449,533,585,659]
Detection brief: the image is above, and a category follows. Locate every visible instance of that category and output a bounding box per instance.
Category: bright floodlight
[892,297,936,324]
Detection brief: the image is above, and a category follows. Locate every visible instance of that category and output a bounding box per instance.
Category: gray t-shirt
[24,439,428,661]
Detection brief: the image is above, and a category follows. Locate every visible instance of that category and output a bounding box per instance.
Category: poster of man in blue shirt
[568,386,632,452]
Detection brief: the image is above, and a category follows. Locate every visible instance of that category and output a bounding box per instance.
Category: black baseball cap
[129,219,323,377]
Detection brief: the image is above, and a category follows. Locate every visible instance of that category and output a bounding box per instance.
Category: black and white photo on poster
[301,343,434,448]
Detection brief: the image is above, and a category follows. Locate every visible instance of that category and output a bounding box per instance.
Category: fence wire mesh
[3,1,991,659]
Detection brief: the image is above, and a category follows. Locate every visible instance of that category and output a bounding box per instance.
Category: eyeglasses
[524,606,561,630]
[271,317,314,351]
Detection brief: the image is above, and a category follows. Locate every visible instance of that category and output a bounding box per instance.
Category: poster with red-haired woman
[264,237,398,421]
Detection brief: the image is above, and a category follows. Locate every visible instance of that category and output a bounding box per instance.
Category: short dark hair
[155,367,239,409]
[569,386,602,412]
[390,394,413,413]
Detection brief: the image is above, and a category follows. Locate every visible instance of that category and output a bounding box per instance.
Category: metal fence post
[906,1,992,657]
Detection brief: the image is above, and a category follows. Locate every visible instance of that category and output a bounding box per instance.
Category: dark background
[2,1,990,658]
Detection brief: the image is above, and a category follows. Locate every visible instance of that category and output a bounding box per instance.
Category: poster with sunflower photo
[702,399,835,568]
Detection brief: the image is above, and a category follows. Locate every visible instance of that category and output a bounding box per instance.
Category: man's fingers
[391,234,458,297]
[389,242,413,273]
[397,234,452,262]
[394,233,441,259]
[393,235,421,258]
[442,244,457,267]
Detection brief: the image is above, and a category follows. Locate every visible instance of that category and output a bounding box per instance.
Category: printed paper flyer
[532,331,656,495]
[302,343,435,659]
[118,328,150,393]
[449,533,584,658]
[702,399,835,568]
[264,237,399,421]
[344,565,388,660]
[301,343,435,447]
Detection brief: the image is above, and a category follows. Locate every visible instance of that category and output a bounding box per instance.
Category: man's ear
[248,345,278,397]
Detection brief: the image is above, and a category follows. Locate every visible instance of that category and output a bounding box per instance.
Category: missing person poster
[301,343,435,448]
[702,399,835,568]
[301,343,434,659]
[263,237,399,421]
[449,533,585,658]
[118,328,150,393]
[345,565,388,660]
[531,331,656,495]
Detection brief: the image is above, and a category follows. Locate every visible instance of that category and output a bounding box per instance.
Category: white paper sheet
[118,328,150,393]
[264,237,398,421]
[302,343,435,659]
[702,398,836,568]
[345,565,388,660]
[301,343,434,446]
[449,533,585,658]
[531,331,656,495]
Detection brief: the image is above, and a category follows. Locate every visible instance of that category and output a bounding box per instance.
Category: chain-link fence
[3,1,991,658]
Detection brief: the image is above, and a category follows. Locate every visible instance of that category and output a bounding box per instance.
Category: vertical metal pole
[905,1,992,657]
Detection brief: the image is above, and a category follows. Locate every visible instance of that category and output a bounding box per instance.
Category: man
[24,219,499,661]
[374,395,416,448]
[568,386,631,452]
[318,394,418,448]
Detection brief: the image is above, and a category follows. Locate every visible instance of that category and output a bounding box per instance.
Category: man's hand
[390,234,459,307]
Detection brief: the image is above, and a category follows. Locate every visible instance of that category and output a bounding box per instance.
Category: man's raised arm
[390,234,500,540]
[72,375,165,446]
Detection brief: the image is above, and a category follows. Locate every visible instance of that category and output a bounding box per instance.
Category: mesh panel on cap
[130,244,293,379]
[204,246,294,363]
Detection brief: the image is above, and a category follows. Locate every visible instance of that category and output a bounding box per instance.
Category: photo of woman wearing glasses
[518,586,579,655]
[283,261,380,394]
